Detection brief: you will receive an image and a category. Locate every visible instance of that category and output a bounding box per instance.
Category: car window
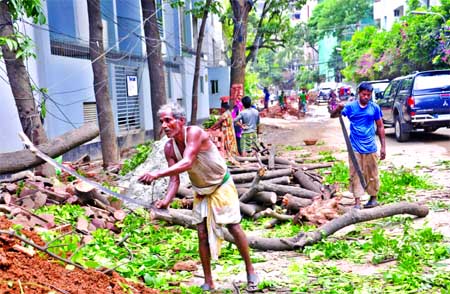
[383,80,399,98]
[399,78,413,93]
[413,73,450,90]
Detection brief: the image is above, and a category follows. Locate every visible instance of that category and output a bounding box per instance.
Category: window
[47,0,76,41]
[116,0,142,56]
[156,0,164,37]
[83,102,97,124]
[115,66,141,132]
[200,76,204,94]
[211,80,219,94]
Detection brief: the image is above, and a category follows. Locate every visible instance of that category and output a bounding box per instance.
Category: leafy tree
[0,0,48,146]
[340,1,450,82]
[308,0,373,44]
[227,0,306,90]
[141,0,167,138]
[87,0,119,167]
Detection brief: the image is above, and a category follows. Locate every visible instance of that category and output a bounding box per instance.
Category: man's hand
[138,171,159,185]
[154,199,170,209]
[380,146,386,160]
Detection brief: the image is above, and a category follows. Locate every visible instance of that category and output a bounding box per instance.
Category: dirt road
[184,104,450,293]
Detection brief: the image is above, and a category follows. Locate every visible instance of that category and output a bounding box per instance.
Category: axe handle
[338,116,367,189]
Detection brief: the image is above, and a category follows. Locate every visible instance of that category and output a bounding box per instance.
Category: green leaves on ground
[120,142,153,176]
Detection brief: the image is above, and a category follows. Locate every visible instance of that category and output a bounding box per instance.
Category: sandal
[246,273,260,292]
[200,283,214,292]
[353,204,362,210]
[363,200,379,209]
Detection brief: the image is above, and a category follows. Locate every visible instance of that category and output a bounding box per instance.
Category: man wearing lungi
[139,102,258,292]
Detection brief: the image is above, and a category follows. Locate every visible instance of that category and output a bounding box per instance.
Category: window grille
[115,66,141,132]
[83,102,98,124]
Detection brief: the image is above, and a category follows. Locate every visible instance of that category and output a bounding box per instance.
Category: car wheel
[395,116,410,142]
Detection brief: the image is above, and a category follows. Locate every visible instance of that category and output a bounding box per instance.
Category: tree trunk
[150,203,429,251]
[87,0,119,168]
[258,182,320,199]
[0,2,48,146]
[293,170,322,194]
[141,0,167,138]
[190,0,212,125]
[231,168,292,184]
[282,194,313,213]
[230,0,252,87]
[0,123,99,174]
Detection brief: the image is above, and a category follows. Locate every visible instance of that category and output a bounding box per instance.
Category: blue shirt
[341,100,382,154]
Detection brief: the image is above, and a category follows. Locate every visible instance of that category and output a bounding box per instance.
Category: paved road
[261,104,450,169]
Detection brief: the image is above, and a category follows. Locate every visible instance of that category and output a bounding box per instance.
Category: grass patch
[120,141,153,176]
[283,144,304,151]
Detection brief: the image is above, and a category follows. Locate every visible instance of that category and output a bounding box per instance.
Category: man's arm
[139,127,205,186]
[375,119,386,160]
[330,102,345,118]
[155,144,180,209]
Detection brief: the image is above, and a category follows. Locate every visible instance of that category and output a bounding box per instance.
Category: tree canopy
[340,0,450,82]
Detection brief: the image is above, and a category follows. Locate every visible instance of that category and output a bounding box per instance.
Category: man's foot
[363,199,379,209]
[200,283,214,292]
[246,273,260,292]
[353,204,362,210]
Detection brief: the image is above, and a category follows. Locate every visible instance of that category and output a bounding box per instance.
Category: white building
[0,0,228,158]
[374,0,441,31]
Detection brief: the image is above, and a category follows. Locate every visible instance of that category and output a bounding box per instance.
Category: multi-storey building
[0,0,228,157]
[374,0,441,31]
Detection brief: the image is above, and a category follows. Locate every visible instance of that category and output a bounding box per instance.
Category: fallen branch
[245,202,429,251]
[0,123,99,174]
[0,229,85,270]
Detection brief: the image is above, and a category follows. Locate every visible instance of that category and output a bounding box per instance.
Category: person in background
[209,102,239,157]
[231,96,244,155]
[330,82,386,209]
[263,87,270,109]
[299,89,307,116]
[328,89,340,113]
[234,96,260,157]
[278,90,286,111]
[139,103,258,292]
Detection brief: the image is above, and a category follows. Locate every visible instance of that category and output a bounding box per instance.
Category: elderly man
[139,103,258,292]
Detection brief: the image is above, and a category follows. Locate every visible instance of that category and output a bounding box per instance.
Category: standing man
[330,82,386,209]
[138,103,258,292]
[298,89,307,116]
[234,96,260,157]
[263,87,270,109]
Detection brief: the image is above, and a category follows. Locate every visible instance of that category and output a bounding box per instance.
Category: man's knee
[226,223,241,234]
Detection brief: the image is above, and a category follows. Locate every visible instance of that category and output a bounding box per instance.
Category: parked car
[362,79,390,101]
[376,70,450,142]
[316,87,332,104]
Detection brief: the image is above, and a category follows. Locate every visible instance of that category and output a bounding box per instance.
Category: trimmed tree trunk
[87,0,119,168]
[0,123,99,174]
[150,202,429,251]
[229,0,252,87]
[0,2,48,146]
[190,0,212,125]
[141,0,167,138]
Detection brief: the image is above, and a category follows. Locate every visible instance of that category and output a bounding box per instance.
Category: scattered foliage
[120,142,153,176]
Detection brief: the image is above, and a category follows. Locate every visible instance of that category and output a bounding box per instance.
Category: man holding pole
[330,82,386,209]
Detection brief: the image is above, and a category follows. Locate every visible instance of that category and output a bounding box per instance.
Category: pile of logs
[0,158,126,235]
[175,150,343,227]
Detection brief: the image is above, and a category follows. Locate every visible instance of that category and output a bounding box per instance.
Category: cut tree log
[240,202,265,217]
[232,168,291,184]
[268,144,276,170]
[252,191,277,205]
[282,194,313,212]
[258,182,320,199]
[235,176,290,189]
[74,181,110,206]
[293,170,322,194]
[0,122,99,175]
